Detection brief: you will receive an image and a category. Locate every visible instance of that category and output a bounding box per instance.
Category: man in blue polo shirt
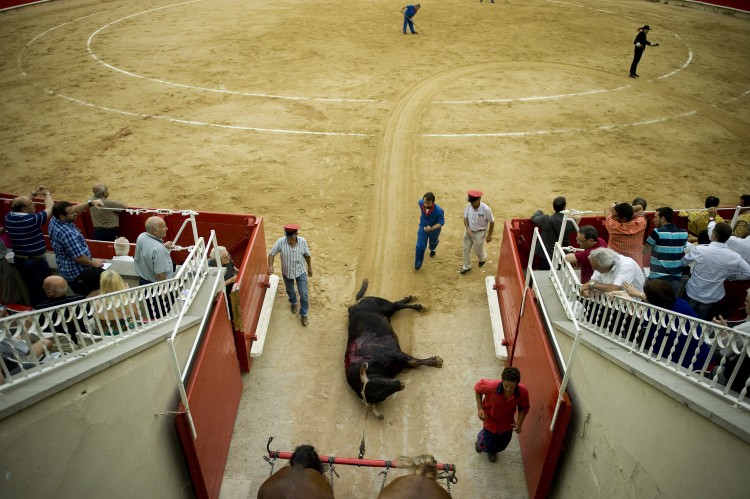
[414,192,445,271]
[644,207,688,294]
[4,186,54,305]
[48,199,105,297]
[401,3,420,34]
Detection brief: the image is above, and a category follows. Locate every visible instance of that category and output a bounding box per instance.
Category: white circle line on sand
[420,111,697,137]
[53,92,372,137]
[438,86,629,105]
[657,49,693,80]
[85,0,380,103]
[18,8,119,76]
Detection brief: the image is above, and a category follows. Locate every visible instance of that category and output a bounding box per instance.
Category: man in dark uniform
[630,25,659,78]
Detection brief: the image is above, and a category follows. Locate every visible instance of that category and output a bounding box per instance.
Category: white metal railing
[0,232,214,389]
[165,230,226,439]
[543,238,750,411]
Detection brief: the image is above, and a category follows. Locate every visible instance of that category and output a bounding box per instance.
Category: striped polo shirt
[4,211,48,256]
[646,224,688,281]
[269,236,310,279]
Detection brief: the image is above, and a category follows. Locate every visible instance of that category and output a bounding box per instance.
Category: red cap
[467,190,483,198]
[283,223,300,232]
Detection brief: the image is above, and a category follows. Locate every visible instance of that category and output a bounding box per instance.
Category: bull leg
[394,296,424,312]
[360,363,387,420]
[368,403,384,420]
[406,355,443,368]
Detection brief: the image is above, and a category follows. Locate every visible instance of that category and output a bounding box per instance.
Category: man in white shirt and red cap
[462,190,495,274]
[268,223,313,326]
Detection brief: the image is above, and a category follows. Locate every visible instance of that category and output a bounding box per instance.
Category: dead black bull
[345,279,443,419]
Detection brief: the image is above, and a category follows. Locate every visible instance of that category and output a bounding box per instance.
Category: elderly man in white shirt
[461,189,495,275]
[580,247,645,298]
[682,222,750,319]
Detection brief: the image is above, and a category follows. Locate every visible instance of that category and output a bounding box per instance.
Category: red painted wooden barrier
[175,294,243,499]
[495,221,572,499]
[232,216,269,372]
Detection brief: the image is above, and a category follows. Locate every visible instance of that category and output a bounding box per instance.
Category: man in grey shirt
[135,216,174,318]
[135,217,174,284]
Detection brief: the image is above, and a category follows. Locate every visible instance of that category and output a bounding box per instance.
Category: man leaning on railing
[579,247,645,298]
[712,288,750,393]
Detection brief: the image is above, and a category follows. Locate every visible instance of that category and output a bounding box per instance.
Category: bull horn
[360,362,370,403]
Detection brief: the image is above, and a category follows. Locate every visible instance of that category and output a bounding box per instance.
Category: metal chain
[262,452,278,477]
[437,469,458,496]
[378,462,391,491]
[326,456,339,498]
[358,403,369,459]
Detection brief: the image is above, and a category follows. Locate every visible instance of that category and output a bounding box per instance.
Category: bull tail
[355,279,369,302]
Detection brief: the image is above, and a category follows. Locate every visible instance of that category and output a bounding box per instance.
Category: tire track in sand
[361,61,506,297]
[361,60,750,297]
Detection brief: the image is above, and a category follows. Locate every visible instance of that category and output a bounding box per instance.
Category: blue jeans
[685,296,715,320]
[415,229,441,269]
[403,17,415,33]
[283,273,309,316]
[14,256,51,306]
[476,428,513,454]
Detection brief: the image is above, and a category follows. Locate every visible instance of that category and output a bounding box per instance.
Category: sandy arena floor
[1,0,749,497]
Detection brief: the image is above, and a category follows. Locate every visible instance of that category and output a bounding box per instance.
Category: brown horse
[378,455,452,499]
[257,445,333,499]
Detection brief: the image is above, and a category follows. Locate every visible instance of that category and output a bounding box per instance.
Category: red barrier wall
[496,221,572,499]
[232,217,268,372]
[175,294,243,499]
[0,0,49,10]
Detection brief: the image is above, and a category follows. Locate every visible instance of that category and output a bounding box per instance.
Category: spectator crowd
[0,184,184,381]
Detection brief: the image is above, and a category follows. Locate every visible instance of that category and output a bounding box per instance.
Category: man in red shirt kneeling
[474,367,530,463]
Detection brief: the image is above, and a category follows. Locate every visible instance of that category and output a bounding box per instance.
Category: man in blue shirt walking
[401,4,420,34]
[415,192,444,270]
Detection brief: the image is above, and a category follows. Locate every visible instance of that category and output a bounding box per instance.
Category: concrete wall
[550,328,750,499]
[0,321,203,498]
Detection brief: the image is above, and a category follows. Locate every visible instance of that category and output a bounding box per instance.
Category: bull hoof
[398,379,405,390]
[403,295,415,303]
[432,356,444,368]
[415,304,425,312]
[369,404,385,420]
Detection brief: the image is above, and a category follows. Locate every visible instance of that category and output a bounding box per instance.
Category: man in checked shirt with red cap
[268,224,313,326]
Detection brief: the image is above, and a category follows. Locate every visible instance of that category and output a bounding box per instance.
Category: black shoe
[634,73,640,77]
[415,265,421,271]
[478,260,486,267]
[475,441,481,453]
[460,268,471,274]
[488,452,497,463]
[291,303,299,314]
[629,74,637,78]
[429,250,436,258]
